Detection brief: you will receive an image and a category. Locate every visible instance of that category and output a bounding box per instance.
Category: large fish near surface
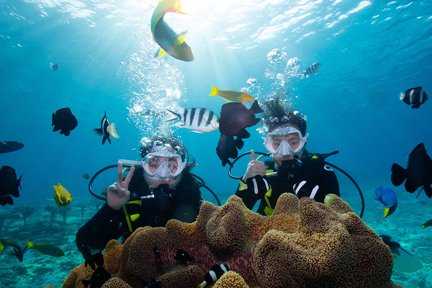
[219,100,263,139]
[0,141,24,154]
[0,165,22,206]
[391,142,432,198]
[167,107,219,133]
[151,0,194,61]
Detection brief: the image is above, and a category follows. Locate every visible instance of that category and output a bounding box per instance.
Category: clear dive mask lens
[264,127,307,156]
[142,154,185,178]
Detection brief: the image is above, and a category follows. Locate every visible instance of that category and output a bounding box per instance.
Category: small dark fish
[219,100,263,138]
[50,63,58,71]
[94,111,118,145]
[391,143,432,198]
[83,173,90,180]
[0,165,22,206]
[52,107,78,136]
[167,107,219,133]
[216,134,244,167]
[198,263,230,288]
[0,141,24,154]
[82,253,111,288]
[0,239,26,262]
[302,62,321,77]
[421,219,432,229]
[400,86,428,109]
[174,249,194,265]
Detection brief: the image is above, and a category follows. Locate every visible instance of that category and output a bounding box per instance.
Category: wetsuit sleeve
[76,203,124,253]
[235,180,261,210]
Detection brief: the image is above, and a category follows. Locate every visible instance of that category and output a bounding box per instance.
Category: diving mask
[142,143,185,179]
[264,126,307,157]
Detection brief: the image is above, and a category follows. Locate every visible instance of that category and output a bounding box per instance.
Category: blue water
[1,0,432,287]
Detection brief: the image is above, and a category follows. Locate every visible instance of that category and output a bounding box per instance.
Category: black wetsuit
[76,166,202,258]
[235,151,340,215]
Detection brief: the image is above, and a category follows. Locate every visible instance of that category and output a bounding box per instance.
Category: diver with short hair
[235,97,340,215]
[76,135,202,269]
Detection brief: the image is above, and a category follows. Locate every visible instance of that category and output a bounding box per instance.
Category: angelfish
[94,111,119,145]
[151,0,194,61]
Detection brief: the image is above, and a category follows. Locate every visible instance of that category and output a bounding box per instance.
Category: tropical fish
[83,173,90,180]
[50,63,59,71]
[53,183,72,207]
[198,263,230,288]
[421,219,432,229]
[400,86,428,109]
[216,134,244,167]
[0,141,24,154]
[52,107,78,136]
[0,239,26,262]
[391,143,432,198]
[219,100,263,138]
[167,107,219,133]
[380,234,423,273]
[374,186,398,218]
[302,62,321,77]
[94,111,118,145]
[174,249,194,265]
[26,241,64,257]
[151,0,193,61]
[82,253,111,288]
[0,165,22,206]
[209,86,255,102]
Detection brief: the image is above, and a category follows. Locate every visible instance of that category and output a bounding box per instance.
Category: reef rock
[63,194,397,288]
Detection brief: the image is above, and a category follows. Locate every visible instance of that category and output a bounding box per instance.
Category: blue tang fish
[374,186,397,218]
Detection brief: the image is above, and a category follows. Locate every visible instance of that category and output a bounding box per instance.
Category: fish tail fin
[250,100,263,113]
[102,136,107,145]
[154,48,167,58]
[391,163,407,186]
[107,123,119,139]
[94,128,103,135]
[26,241,34,249]
[17,175,22,189]
[399,92,405,100]
[166,109,180,122]
[424,185,432,198]
[209,85,219,96]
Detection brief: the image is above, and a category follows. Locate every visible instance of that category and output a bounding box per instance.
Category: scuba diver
[76,135,203,269]
[235,96,340,216]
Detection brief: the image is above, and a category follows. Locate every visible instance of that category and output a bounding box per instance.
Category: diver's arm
[235,182,260,209]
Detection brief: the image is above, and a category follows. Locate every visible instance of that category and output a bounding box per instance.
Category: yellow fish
[53,183,72,207]
[209,85,255,102]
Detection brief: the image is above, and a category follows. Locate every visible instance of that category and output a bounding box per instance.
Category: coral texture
[63,194,396,288]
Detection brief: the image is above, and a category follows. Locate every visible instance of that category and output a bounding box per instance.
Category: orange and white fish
[151,0,193,61]
[53,183,72,207]
[209,86,255,103]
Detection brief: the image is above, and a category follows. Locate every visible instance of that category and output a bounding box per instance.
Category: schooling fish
[219,100,263,139]
[0,141,24,154]
[167,107,219,133]
[198,263,230,288]
[421,219,432,229]
[374,186,398,218]
[302,62,321,77]
[400,86,428,109]
[391,143,432,198]
[52,107,78,136]
[26,241,65,257]
[216,134,244,167]
[94,111,119,145]
[0,165,22,206]
[53,183,72,207]
[209,86,255,103]
[151,0,193,61]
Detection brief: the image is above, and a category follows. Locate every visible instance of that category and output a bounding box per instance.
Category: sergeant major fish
[94,111,119,145]
[302,62,321,78]
[167,107,219,133]
[400,86,428,109]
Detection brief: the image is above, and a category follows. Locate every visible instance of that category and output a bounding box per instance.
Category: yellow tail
[209,85,219,96]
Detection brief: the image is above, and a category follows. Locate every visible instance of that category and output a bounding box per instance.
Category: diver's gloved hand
[76,239,96,270]
[293,180,320,200]
[243,150,266,180]
[107,162,135,210]
[245,175,271,196]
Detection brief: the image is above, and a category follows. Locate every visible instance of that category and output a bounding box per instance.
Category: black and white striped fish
[302,62,321,77]
[400,86,428,109]
[198,263,230,288]
[167,107,219,133]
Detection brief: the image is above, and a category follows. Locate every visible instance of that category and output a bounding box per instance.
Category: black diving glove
[293,180,320,200]
[245,175,271,197]
[77,242,96,270]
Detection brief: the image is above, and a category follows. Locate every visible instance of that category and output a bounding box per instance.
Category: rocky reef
[62,194,397,288]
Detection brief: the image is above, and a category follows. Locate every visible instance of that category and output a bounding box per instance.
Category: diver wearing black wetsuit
[76,136,202,268]
[235,151,340,215]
